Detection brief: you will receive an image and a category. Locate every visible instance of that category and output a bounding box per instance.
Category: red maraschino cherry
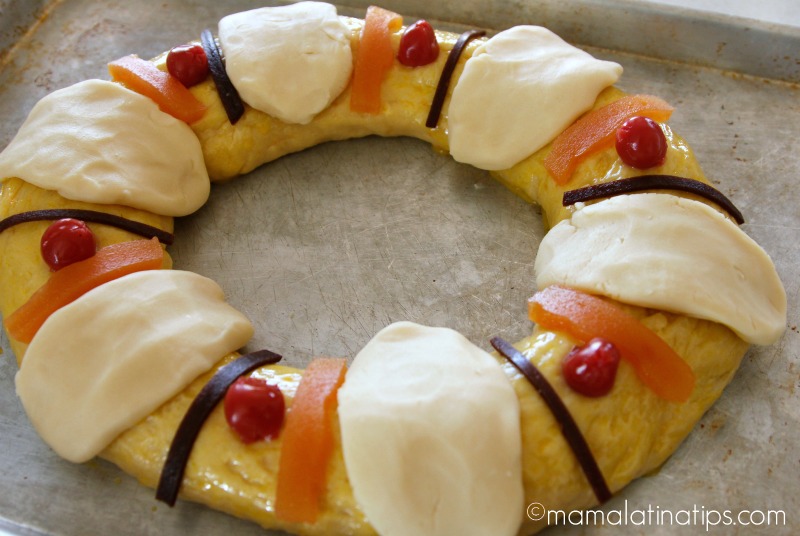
[397,20,439,67]
[166,43,209,87]
[615,115,668,169]
[224,377,285,443]
[562,338,621,397]
[40,218,96,271]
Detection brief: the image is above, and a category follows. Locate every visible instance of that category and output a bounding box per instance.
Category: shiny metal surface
[0,1,798,534]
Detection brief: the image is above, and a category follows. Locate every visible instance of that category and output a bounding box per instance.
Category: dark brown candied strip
[562,175,745,224]
[490,336,612,504]
[201,29,245,125]
[0,209,174,245]
[156,349,283,507]
[425,29,486,128]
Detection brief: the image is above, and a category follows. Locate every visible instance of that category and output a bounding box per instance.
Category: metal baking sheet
[1,1,798,535]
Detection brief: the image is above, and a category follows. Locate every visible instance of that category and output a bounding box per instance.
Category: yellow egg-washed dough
[0,19,749,536]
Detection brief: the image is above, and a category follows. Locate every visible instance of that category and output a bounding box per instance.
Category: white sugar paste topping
[338,321,523,536]
[0,79,209,216]
[535,193,786,344]
[16,270,254,463]
[448,25,622,170]
[219,2,353,125]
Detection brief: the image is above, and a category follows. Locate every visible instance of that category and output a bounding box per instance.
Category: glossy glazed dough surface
[0,17,750,536]
[0,178,174,363]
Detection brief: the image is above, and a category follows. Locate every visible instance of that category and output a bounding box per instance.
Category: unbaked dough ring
[0,8,779,536]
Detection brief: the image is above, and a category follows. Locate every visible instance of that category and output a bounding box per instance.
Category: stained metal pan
[0,1,798,535]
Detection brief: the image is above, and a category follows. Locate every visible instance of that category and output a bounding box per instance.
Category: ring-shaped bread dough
[0,8,782,536]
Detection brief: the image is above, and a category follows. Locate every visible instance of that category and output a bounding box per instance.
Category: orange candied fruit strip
[274,357,347,524]
[349,6,403,114]
[108,54,207,124]
[544,94,674,185]
[528,285,695,403]
[4,238,164,344]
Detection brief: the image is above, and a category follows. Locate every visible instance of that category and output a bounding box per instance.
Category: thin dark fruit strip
[200,29,245,125]
[490,336,612,504]
[156,349,283,507]
[562,175,744,224]
[425,29,486,129]
[0,209,174,245]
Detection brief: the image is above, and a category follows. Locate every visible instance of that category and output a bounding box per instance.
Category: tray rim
[337,0,800,83]
[0,2,797,536]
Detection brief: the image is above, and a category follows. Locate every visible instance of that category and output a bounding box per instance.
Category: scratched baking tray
[0,1,798,535]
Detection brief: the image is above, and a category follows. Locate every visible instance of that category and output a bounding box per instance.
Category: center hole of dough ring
[171,137,543,366]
